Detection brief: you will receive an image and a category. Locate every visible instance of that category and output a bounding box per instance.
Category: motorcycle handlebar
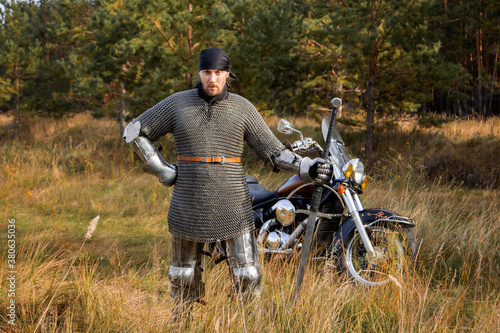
[291,138,322,153]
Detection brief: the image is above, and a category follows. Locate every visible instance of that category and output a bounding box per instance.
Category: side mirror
[331,98,342,108]
[277,119,294,135]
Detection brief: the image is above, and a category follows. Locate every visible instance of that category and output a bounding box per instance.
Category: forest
[1,0,499,155]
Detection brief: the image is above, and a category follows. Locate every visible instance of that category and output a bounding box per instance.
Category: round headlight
[352,159,365,185]
[343,158,365,185]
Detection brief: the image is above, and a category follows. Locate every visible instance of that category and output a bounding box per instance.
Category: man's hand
[299,157,333,184]
[308,158,333,184]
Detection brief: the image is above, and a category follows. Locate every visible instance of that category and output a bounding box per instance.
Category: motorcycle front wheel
[338,226,412,286]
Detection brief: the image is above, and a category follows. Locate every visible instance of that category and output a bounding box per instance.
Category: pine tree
[72,0,146,137]
[30,0,94,117]
[0,0,41,139]
[304,0,464,156]
[226,0,306,113]
[129,0,237,112]
[432,0,500,117]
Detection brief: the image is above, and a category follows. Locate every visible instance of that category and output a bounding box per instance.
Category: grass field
[1,112,499,332]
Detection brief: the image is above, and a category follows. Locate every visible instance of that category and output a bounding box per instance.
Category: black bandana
[198,48,237,79]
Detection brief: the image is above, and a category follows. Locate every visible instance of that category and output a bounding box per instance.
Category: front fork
[343,189,376,255]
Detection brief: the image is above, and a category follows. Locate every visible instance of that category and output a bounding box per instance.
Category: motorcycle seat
[245,175,259,184]
[245,176,276,204]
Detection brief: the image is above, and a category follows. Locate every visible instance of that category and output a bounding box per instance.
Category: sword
[293,97,342,301]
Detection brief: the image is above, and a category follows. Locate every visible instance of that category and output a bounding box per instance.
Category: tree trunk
[187,2,193,57]
[365,3,377,158]
[186,72,192,89]
[14,92,20,140]
[487,49,498,117]
[365,60,376,158]
[119,81,126,138]
[476,27,483,117]
[14,71,20,140]
[186,1,195,89]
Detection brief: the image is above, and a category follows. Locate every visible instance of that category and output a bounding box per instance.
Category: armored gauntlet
[301,157,333,184]
[271,149,333,184]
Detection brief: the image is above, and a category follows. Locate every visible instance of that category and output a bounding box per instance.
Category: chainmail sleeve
[242,100,286,164]
[134,93,180,142]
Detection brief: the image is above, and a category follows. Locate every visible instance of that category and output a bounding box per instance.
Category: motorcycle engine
[266,230,291,249]
[259,199,297,251]
[272,199,295,226]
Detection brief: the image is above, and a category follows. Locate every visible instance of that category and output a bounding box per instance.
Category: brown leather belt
[178,156,241,163]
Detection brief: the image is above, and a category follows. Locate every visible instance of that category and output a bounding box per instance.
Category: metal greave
[168,231,262,303]
[225,231,262,297]
[168,236,205,303]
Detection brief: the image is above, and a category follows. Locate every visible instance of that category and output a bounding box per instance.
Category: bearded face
[199,69,230,96]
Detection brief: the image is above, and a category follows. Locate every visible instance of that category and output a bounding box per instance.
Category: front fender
[326,208,415,257]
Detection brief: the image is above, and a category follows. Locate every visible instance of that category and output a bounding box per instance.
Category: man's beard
[205,84,221,96]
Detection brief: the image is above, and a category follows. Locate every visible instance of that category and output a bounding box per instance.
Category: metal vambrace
[270,149,302,173]
[271,149,315,183]
[298,157,316,183]
[124,121,177,186]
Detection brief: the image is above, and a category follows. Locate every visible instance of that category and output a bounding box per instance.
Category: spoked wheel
[339,226,412,286]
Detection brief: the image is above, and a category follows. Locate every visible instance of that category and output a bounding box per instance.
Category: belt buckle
[213,156,225,163]
[201,156,225,163]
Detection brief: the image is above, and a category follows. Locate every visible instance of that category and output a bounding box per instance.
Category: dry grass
[398,116,500,140]
[0,113,499,332]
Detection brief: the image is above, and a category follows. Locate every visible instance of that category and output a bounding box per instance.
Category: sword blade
[293,184,323,301]
[293,99,340,302]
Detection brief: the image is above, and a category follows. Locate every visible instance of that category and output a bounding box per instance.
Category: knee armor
[168,265,205,302]
[230,265,262,295]
[225,232,262,296]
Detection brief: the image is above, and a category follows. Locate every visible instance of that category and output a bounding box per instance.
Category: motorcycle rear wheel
[338,226,413,286]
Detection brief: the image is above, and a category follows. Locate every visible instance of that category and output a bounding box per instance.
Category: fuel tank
[276,174,314,198]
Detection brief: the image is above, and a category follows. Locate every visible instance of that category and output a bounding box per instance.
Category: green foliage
[30,0,94,117]
[0,0,42,137]
[0,0,498,144]
[301,0,470,155]
[0,0,95,124]
[430,0,500,117]
[71,0,145,117]
[227,0,306,113]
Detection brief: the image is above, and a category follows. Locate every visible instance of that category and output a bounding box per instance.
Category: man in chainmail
[123,47,332,309]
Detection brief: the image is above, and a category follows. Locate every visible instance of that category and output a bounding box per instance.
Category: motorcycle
[243,98,417,286]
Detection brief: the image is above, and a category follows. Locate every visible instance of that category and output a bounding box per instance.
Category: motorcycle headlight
[342,158,365,185]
